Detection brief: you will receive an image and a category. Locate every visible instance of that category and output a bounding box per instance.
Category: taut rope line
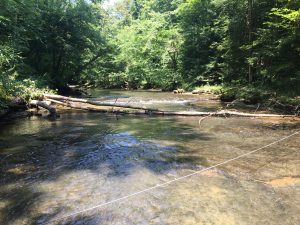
[47,131,299,224]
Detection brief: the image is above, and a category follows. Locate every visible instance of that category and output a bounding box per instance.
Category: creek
[0,90,299,225]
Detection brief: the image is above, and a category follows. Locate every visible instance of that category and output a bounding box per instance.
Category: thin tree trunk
[44,94,157,111]
[43,94,295,118]
[30,100,57,116]
[247,0,253,83]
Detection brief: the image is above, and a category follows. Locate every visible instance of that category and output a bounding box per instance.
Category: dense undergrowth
[0,0,299,112]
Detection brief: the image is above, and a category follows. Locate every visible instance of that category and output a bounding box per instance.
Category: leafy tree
[250,0,300,94]
[178,0,226,85]
[104,0,183,90]
[0,0,107,95]
[1,0,299,102]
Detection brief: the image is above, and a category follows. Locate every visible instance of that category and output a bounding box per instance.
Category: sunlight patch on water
[267,177,300,187]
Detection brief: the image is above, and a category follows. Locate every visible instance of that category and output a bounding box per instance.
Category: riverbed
[0,90,299,225]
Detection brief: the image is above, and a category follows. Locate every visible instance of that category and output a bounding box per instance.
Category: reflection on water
[0,91,300,225]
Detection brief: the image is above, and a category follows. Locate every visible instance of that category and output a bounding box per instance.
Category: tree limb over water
[30,100,57,117]
[41,94,297,118]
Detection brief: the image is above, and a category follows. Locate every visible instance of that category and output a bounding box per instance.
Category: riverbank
[0,91,299,123]
[190,85,300,115]
[0,98,32,120]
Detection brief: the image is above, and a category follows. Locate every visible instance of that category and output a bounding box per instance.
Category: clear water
[0,90,299,225]
[87,89,224,112]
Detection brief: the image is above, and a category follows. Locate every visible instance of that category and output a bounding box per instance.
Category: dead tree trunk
[42,94,297,118]
[44,94,157,111]
[30,100,57,117]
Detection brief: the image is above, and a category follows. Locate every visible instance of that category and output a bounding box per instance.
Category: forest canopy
[0,0,299,102]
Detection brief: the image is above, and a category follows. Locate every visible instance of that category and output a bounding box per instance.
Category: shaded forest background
[0,0,299,104]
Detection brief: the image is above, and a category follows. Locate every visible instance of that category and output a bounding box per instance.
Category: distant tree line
[104,0,299,95]
[0,0,299,101]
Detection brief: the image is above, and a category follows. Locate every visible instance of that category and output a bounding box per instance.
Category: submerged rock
[173,89,185,94]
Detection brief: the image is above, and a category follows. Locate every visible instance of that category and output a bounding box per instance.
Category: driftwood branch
[42,94,297,118]
[30,100,57,116]
[44,94,156,111]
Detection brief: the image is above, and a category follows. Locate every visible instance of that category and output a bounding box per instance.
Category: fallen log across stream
[44,94,153,111]
[42,94,297,118]
[30,100,57,117]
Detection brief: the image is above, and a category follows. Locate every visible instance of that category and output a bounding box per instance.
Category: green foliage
[252,0,300,92]
[0,0,299,104]
[6,78,55,102]
[220,85,272,104]
[178,0,226,85]
[0,46,55,101]
[96,0,299,98]
[0,0,107,99]
[102,0,183,90]
[0,45,22,99]
[194,85,223,94]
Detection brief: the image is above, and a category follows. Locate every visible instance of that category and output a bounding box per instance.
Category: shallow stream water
[0,90,300,225]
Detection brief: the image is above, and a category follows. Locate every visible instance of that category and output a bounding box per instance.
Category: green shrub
[0,75,55,102]
[194,85,223,94]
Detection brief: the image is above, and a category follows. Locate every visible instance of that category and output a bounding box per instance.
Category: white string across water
[47,131,300,224]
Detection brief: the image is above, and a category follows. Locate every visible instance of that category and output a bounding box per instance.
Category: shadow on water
[59,216,101,225]
[0,187,41,224]
[53,211,131,225]
[0,113,211,224]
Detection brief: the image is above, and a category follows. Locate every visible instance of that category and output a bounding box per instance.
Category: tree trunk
[43,94,295,118]
[30,100,57,116]
[247,0,254,83]
[44,94,157,111]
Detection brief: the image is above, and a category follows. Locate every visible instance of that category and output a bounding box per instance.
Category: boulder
[8,97,26,110]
